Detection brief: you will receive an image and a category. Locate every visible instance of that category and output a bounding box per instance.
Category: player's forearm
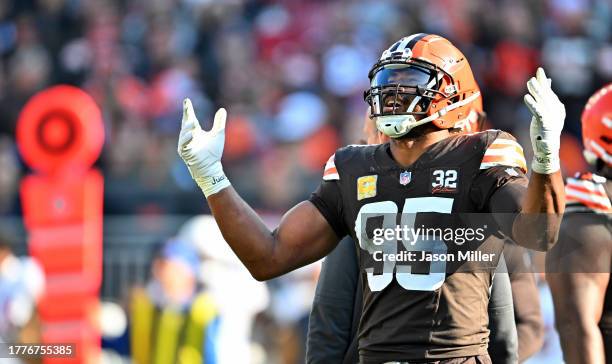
[206,187,284,280]
[512,171,565,251]
[177,101,338,280]
[517,319,544,361]
[512,67,566,251]
[522,170,565,213]
[557,320,606,364]
[207,188,338,280]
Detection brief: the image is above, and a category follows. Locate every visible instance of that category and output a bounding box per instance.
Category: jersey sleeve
[470,165,528,238]
[479,132,527,173]
[470,165,528,212]
[309,153,348,238]
[471,132,536,240]
[472,132,528,210]
[322,154,340,181]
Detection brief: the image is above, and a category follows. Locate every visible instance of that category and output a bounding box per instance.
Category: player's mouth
[383,97,407,113]
[382,96,422,114]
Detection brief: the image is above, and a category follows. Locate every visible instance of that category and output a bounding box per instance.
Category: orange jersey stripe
[323,167,338,176]
[481,155,527,172]
[489,138,523,146]
[486,144,524,156]
[566,194,612,212]
[565,184,607,198]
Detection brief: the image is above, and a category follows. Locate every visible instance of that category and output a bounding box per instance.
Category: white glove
[523,67,566,174]
[178,98,230,197]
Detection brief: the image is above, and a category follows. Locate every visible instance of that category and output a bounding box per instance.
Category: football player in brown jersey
[546,84,612,364]
[178,33,566,363]
[307,107,545,364]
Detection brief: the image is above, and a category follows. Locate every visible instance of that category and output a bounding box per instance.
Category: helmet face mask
[365,64,443,118]
[364,34,481,138]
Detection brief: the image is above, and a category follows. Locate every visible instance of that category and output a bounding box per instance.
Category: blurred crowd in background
[0,0,610,215]
[0,0,610,363]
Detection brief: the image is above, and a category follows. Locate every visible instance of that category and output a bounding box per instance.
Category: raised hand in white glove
[523,67,566,174]
[178,98,231,197]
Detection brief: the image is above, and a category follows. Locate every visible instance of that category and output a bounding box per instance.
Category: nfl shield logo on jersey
[399,171,412,186]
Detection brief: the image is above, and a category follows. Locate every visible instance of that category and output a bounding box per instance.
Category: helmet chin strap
[376,91,481,138]
[375,114,432,138]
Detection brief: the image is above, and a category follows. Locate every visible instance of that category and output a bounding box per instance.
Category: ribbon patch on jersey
[430,168,460,194]
[357,175,378,200]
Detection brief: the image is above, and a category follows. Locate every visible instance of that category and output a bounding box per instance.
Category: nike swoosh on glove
[523,67,566,174]
[178,98,231,197]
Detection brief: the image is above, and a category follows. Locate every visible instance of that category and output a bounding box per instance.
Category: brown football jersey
[547,172,612,362]
[310,129,528,362]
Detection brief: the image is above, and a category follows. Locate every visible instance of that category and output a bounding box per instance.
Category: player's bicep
[273,151,347,274]
[471,166,527,237]
[472,166,527,208]
[272,201,340,274]
[472,131,527,212]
